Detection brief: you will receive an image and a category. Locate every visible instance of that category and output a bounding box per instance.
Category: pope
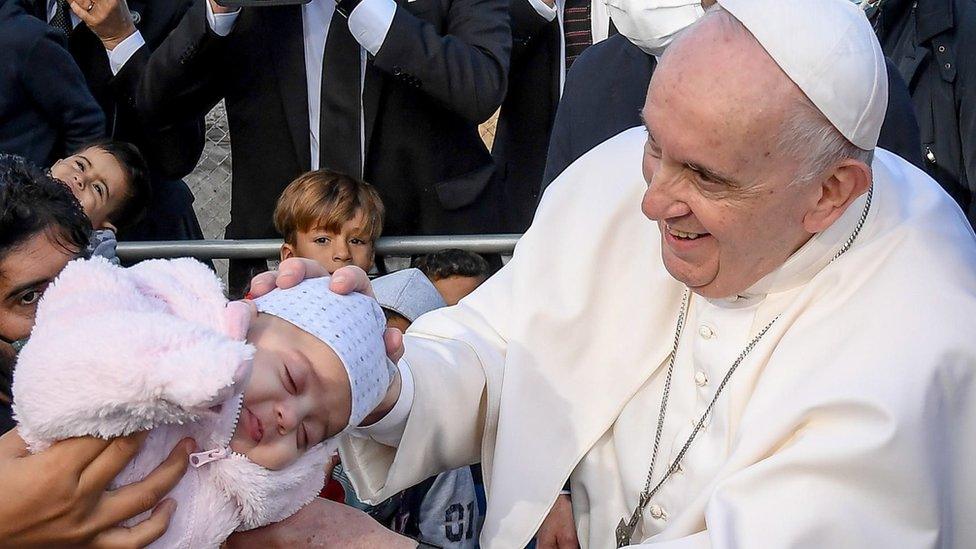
[248,0,976,546]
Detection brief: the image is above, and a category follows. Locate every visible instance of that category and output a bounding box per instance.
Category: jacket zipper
[189,394,249,468]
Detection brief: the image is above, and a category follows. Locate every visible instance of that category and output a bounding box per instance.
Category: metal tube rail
[117,234,522,261]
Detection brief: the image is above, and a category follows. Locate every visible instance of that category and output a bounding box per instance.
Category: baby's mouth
[244,406,264,444]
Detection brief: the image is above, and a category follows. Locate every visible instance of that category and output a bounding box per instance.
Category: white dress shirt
[47,0,145,75]
[206,0,396,170]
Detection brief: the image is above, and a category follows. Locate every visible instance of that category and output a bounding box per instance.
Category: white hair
[779,94,874,184]
[691,4,874,184]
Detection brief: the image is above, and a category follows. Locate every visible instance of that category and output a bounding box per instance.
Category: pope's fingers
[88,499,177,549]
[329,265,373,297]
[383,327,404,363]
[76,432,149,488]
[0,427,30,458]
[89,438,192,529]
[247,270,278,298]
[278,257,329,290]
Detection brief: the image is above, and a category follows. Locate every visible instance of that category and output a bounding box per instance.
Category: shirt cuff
[206,0,240,37]
[527,0,557,22]
[107,31,146,75]
[347,0,396,56]
[353,358,414,446]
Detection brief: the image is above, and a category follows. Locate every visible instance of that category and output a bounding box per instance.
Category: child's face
[230,313,352,470]
[432,275,487,306]
[50,147,129,231]
[281,209,375,274]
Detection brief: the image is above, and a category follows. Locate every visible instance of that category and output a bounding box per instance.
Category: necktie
[50,0,73,36]
[319,11,363,179]
[562,0,592,70]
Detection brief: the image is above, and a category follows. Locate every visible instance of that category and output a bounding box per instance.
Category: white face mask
[606,0,706,57]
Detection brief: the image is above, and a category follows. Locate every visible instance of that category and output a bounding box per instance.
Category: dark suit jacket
[542,34,925,191]
[139,0,510,243]
[872,0,976,226]
[0,0,103,166]
[491,0,559,232]
[23,0,205,180]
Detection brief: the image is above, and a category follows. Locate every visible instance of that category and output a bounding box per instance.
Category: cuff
[206,0,241,37]
[107,31,146,75]
[347,0,396,56]
[527,0,557,22]
[353,358,414,446]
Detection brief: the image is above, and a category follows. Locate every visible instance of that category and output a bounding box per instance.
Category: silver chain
[616,185,874,547]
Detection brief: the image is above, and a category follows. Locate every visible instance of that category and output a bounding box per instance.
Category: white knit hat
[719,0,887,150]
[252,277,389,429]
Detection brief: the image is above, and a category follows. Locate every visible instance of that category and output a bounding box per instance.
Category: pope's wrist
[360,369,400,426]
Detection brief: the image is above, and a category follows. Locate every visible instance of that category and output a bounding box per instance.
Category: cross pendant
[615,511,640,548]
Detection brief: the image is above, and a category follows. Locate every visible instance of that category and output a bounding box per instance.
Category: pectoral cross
[615,501,645,547]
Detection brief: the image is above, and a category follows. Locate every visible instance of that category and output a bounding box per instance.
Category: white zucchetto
[719,0,888,150]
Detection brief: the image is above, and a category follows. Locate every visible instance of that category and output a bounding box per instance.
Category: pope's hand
[249,260,405,362]
[69,0,136,51]
[0,428,194,547]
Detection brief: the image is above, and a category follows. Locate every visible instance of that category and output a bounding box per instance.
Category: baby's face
[230,313,351,470]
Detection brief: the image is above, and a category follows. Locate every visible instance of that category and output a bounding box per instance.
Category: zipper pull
[189,447,230,468]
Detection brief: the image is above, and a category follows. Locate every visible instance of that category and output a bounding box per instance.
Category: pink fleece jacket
[13,257,335,549]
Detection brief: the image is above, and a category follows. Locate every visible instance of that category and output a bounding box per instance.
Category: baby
[12,256,391,548]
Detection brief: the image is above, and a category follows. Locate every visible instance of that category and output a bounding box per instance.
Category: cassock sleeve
[339,263,516,503]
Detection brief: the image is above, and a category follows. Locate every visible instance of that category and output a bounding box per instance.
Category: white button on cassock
[650,504,664,519]
[699,325,714,339]
[695,371,708,386]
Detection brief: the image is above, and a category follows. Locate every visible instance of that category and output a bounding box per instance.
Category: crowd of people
[0,0,975,546]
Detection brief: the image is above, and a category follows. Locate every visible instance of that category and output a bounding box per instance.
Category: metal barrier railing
[117,234,522,262]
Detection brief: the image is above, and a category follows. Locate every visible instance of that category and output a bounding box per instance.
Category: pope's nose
[642,182,691,222]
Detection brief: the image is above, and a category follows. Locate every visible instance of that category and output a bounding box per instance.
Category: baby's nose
[274,402,298,435]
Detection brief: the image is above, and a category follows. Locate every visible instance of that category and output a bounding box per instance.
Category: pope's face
[639,15,820,299]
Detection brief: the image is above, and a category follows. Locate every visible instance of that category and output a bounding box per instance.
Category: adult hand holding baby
[0,428,193,548]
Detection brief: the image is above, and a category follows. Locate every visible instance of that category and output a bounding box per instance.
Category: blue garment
[0,0,104,166]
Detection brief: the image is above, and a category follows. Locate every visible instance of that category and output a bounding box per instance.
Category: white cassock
[340,127,976,548]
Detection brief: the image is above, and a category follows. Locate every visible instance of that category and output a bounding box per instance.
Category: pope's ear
[803,158,872,234]
[280,243,295,262]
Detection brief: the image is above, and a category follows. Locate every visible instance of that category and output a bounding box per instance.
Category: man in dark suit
[138,0,510,294]
[24,0,207,244]
[870,0,976,227]
[541,9,925,192]
[492,0,614,233]
[0,0,104,167]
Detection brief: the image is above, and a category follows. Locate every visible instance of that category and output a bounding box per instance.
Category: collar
[707,188,872,307]
[915,0,954,43]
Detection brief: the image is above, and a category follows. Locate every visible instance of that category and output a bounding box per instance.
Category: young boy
[274,170,385,274]
[14,257,393,548]
[50,141,151,262]
[415,248,491,305]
